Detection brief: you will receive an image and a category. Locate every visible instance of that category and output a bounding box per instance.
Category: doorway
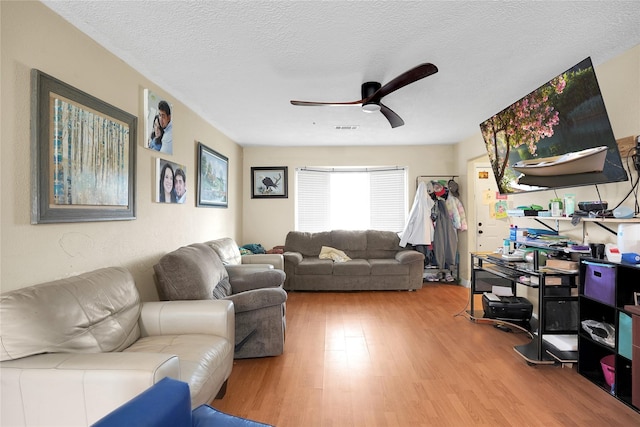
[473,163,510,253]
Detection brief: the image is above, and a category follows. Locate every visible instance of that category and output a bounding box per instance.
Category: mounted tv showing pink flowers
[480,57,628,194]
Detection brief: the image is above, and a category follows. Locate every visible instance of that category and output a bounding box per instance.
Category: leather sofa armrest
[139,300,234,342]
[0,352,179,426]
[283,251,303,265]
[395,250,425,264]
[242,253,284,270]
[224,287,287,314]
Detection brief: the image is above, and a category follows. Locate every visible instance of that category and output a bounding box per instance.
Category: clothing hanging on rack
[431,191,457,270]
[445,194,468,231]
[406,177,463,282]
[399,181,435,247]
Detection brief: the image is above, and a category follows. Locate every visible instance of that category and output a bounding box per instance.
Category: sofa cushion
[205,238,242,265]
[366,230,404,259]
[369,259,410,276]
[295,258,334,275]
[212,277,232,299]
[330,230,367,252]
[154,244,228,301]
[0,267,141,361]
[285,231,331,257]
[332,259,371,276]
[366,230,402,250]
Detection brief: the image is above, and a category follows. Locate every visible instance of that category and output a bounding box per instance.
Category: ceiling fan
[290,63,438,128]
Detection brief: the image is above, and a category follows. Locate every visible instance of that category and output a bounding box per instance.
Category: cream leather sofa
[0,267,234,427]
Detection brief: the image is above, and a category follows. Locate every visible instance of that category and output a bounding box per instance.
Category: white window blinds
[295,167,407,232]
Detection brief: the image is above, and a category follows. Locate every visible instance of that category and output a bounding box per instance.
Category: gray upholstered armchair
[154,243,287,359]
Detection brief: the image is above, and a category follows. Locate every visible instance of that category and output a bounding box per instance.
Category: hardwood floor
[212,284,640,426]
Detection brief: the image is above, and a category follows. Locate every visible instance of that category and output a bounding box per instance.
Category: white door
[474,164,509,252]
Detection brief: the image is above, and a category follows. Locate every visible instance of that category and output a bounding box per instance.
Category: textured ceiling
[42,1,640,147]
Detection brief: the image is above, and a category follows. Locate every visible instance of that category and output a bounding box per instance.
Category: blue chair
[92,377,272,427]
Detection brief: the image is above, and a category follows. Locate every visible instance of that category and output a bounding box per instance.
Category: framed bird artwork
[251,166,288,199]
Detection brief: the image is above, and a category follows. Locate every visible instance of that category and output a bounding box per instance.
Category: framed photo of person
[144,89,173,155]
[197,142,228,208]
[156,158,187,204]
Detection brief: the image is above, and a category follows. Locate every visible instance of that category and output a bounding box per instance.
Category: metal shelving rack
[470,252,579,365]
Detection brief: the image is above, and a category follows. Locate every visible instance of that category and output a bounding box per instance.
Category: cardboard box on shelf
[545,277,563,286]
[545,259,579,271]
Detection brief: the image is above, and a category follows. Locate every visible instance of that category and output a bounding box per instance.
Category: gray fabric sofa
[154,241,287,359]
[283,230,425,291]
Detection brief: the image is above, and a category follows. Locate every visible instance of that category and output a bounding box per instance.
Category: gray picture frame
[31,70,137,223]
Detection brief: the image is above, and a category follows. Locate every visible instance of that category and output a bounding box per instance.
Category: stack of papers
[492,286,513,296]
[543,335,578,351]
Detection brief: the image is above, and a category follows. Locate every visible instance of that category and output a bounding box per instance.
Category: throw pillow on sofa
[212,277,232,299]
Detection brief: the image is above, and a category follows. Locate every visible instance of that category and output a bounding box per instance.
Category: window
[295,167,407,232]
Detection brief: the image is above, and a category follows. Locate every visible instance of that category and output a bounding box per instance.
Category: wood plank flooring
[212,284,640,426]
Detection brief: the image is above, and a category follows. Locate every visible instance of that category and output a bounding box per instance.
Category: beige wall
[1,2,243,300]
[242,144,455,248]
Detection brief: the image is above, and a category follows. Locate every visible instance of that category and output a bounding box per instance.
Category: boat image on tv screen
[480,57,628,194]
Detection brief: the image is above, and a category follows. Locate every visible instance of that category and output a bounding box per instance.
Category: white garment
[399,181,435,247]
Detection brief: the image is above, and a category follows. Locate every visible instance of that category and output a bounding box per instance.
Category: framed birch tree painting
[31,70,137,223]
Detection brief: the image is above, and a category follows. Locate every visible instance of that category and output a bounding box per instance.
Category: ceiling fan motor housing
[361,81,382,112]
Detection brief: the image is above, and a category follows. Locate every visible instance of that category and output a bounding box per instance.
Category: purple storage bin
[584,262,615,305]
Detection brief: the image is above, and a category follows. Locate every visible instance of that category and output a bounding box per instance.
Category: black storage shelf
[579,296,616,324]
[578,257,640,413]
[578,337,614,391]
[617,357,633,406]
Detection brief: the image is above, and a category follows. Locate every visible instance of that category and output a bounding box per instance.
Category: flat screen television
[479,57,628,194]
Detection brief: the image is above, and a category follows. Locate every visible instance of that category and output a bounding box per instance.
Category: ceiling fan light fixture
[290,63,438,128]
[362,102,381,113]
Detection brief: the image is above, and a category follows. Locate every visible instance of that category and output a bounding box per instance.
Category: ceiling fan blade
[370,63,438,102]
[379,103,404,128]
[290,100,363,107]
